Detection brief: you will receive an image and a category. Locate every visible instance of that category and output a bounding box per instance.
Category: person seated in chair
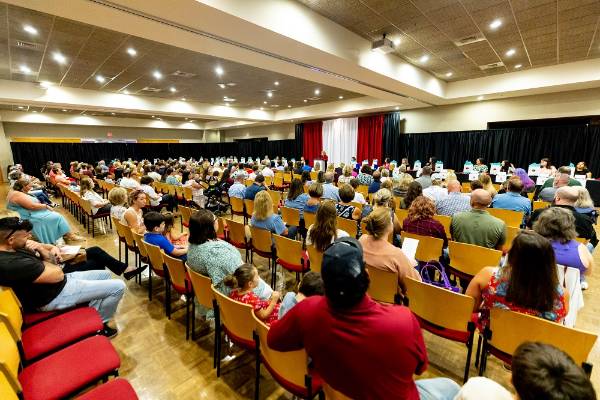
[143,211,188,261]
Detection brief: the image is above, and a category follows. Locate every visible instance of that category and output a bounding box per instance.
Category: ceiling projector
[372,34,395,54]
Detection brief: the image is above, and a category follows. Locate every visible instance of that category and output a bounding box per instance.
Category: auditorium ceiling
[0,2,362,109]
[297,0,600,81]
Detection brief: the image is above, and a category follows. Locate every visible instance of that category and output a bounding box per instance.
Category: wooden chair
[303,212,316,229]
[273,175,287,191]
[186,266,214,345]
[162,253,193,339]
[244,199,255,222]
[503,226,521,252]
[433,214,452,239]
[112,217,128,263]
[533,200,551,211]
[252,313,323,400]
[404,278,476,382]
[479,308,598,376]
[267,190,282,206]
[225,219,251,262]
[179,205,193,231]
[143,241,169,310]
[183,186,194,205]
[249,226,274,272]
[211,285,256,377]
[229,196,246,223]
[280,206,301,227]
[400,232,443,262]
[366,265,402,305]
[461,182,472,193]
[216,217,227,240]
[309,171,317,181]
[78,198,111,237]
[264,176,273,187]
[336,217,358,238]
[307,245,323,274]
[487,208,524,228]
[394,208,409,224]
[273,234,308,287]
[447,241,502,286]
[527,192,534,201]
[356,185,368,199]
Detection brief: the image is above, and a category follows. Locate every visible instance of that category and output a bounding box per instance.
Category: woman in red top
[224,264,281,325]
[402,196,448,248]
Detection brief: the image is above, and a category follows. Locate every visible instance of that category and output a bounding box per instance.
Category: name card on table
[435,162,443,172]
[536,175,549,185]
[463,161,473,173]
[413,160,422,170]
[528,163,540,176]
[495,172,507,183]
[575,175,587,187]
[468,172,479,181]
[490,163,501,175]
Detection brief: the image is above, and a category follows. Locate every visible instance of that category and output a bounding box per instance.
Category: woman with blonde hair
[108,187,128,221]
[359,207,419,290]
[479,173,497,198]
[372,188,401,234]
[573,186,597,222]
[250,190,288,236]
[394,174,413,197]
[80,177,111,215]
[337,164,353,185]
[307,201,348,251]
[402,196,448,248]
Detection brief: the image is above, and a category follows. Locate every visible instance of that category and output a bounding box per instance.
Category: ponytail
[224,264,256,290]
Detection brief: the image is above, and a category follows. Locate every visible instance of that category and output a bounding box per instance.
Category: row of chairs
[58,184,113,237]
[0,289,138,399]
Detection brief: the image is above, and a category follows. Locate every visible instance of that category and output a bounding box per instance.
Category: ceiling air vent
[453,33,486,47]
[171,70,196,78]
[479,62,505,70]
[12,39,44,51]
[141,87,162,92]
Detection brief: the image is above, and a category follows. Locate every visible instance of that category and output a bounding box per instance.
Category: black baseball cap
[0,217,33,240]
[321,237,369,308]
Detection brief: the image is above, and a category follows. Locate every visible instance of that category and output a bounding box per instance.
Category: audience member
[573,186,597,223]
[372,188,400,234]
[306,202,348,250]
[415,166,433,189]
[539,157,557,177]
[284,178,309,217]
[539,173,570,202]
[108,187,128,221]
[278,271,324,318]
[119,169,140,189]
[162,212,188,246]
[479,174,497,198]
[422,178,448,203]
[575,161,592,179]
[540,166,581,189]
[394,173,413,197]
[228,171,247,199]
[335,184,361,220]
[513,168,535,193]
[251,191,288,237]
[473,158,488,173]
[400,181,423,209]
[469,180,483,191]
[349,178,367,205]
[451,189,506,250]
[165,168,181,186]
[268,238,459,399]
[491,177,531,220]
[304,183,323,214]
[80,177,111,215]
[357,165,373,186]
[403,196,448,248]
[244,174,267,200]
[322,172,341,201]
[122,189,146,234]
[436,180,471,216]
[368,171,382,194]
[143,211,188,260]
[140,176,175,211]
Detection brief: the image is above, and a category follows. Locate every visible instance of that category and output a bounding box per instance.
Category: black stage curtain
[381,112,402,162]
[382,125,600,177]
[294,123,304,159]
[11,140,296,178]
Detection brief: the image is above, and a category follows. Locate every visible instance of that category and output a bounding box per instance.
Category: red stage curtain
[357,115,384,163]
[303,121,323,165]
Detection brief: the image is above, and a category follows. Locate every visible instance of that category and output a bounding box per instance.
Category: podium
[313,159,326,172]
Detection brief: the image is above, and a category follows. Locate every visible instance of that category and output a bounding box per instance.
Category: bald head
[555,186,578,205]
[470,189,492,209]
[554,174,570,188]
[447,180,461,193]
[324,172,334,183]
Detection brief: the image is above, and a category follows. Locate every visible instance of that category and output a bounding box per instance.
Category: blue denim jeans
[40,270,126,322]
[416,378,461,400]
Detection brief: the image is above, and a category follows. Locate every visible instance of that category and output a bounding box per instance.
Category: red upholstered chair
[162,252,194,340]
[225,218,251,262]
[273,234,309,287]
[0,289,103,363]
[76,378,138,400]
[0,322,121,400]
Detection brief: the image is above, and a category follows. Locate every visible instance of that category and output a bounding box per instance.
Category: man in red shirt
[268,237,460,399]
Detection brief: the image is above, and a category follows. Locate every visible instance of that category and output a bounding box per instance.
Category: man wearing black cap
[268,237,460,399]
[0,217,126,337]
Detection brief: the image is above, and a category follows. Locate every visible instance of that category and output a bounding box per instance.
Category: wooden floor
[2,183,599,398]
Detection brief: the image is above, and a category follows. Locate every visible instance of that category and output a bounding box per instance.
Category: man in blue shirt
[491,178,531,223]
[368,171,382,194]
[302,162,312,172]
[143,212,188,261]
[228,171,246,199]
[244,174,267,200]
[322,172,341,202]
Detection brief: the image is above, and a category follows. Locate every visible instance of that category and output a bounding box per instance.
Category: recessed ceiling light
[62,109,67,112]
[314,89,320,95]
[393,38,401,46]
[303,99,308,103]
[122,89,129,95]
[217,83,226,89]
[152,70,162,79]
[287,105,291,108]
[23,25,38,35]
[169,87,177,93]
[19,65,31,74]
[151,115,155,118]
[274,81,279,86]
[419,55,429,63]
[260,107,264,110]
[190,120,194,123]
[505,48,516,57]
[267,92,273,98]
[126,47,137,56]
[338,95,344,99]
[445,72,453,77]
[514,64,522,69]
[477,95,484,100]
[489,19,502,30]
[52,52,66,64]
[181,97,186,101]
[17,106,24,110]
[225,103,230,107]
[95,75,106,83]
[32,110,37,113]
[185,117,188,120]
[394,106,400,110]
[39,81,53,88]
[263,101,267,104]
[215,66,224,75]
[157,117,162,121]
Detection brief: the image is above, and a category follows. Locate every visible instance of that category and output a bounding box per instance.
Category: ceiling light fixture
[489,19,502,29]
[505,48,516,57]
[122,89,129,94]
[181,97,186,101]
[17,106,24,110]
[95,75,106,83]
[477,95,484,100]
[514,64,522,69]
[215,66,224,75]
[263,101,267,104]
[393,38,401,46]
[394,106,400,110]
[39,81,53,88]
[111,112,116,115]
[287,105,291,108]
[260,107,264,110]
[445,72,453,77]
[303,99,308,103]
[225,103,230,107]
[371,33,396,54]
[152,70,162,79]
[62,109,67,112]
[419,55,429,63]
[23,25,38,35]
[32,110,37,113]
[19,65,31,74]
[126,47,137,56]
[217,83,226,89]
[314,89,320,95]
[338,95,344,99]
[267,92,273,98]
[52,52,66,64]
[274,81,279,86]
[169,86,177,93]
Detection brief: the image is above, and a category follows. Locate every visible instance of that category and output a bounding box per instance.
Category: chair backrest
[366,265,398,304]
[230,197,244,213]
[226,219,247,245]
[533,200,550,211]
[211,285,255,343]
[0,369,19,400]
[310,171,317,180]
[400,232,443,262]
[336,217,357,238]
[121,222,136,248]
[0,322,22,396]
[488,308,597,366]
[448,241,502,278]
[461,182,472,193]
[433,214,452,239]
[394,208,409,223]
[162,252,188,292]
[273,234,303,267]
[280,206,300,227]
[217,217,226,238]
[244,199,255,216]
[404,277,474,332]
[185,265,213,309]
[283,173,292,183]
[132,231,149,258]
[487,208,523,228]
[303,211,316,228]
[273,175,284,188]
[267,190,281,205]
[183,186,193,201]
[575,237,589,245]
[503,226,521,252]
[179,205,192,226]
[356,185,368,197]
[307,245,323,273]
[527,192,534,201]
[252,313,310,389]
[0,290,23,341]
[250,226,273,254]
[78,197,93,215]
[264,176,273,186]
[143,240,165,273]
[112,217,126,240]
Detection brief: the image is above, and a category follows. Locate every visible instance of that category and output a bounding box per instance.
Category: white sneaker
[581,281,589,290]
